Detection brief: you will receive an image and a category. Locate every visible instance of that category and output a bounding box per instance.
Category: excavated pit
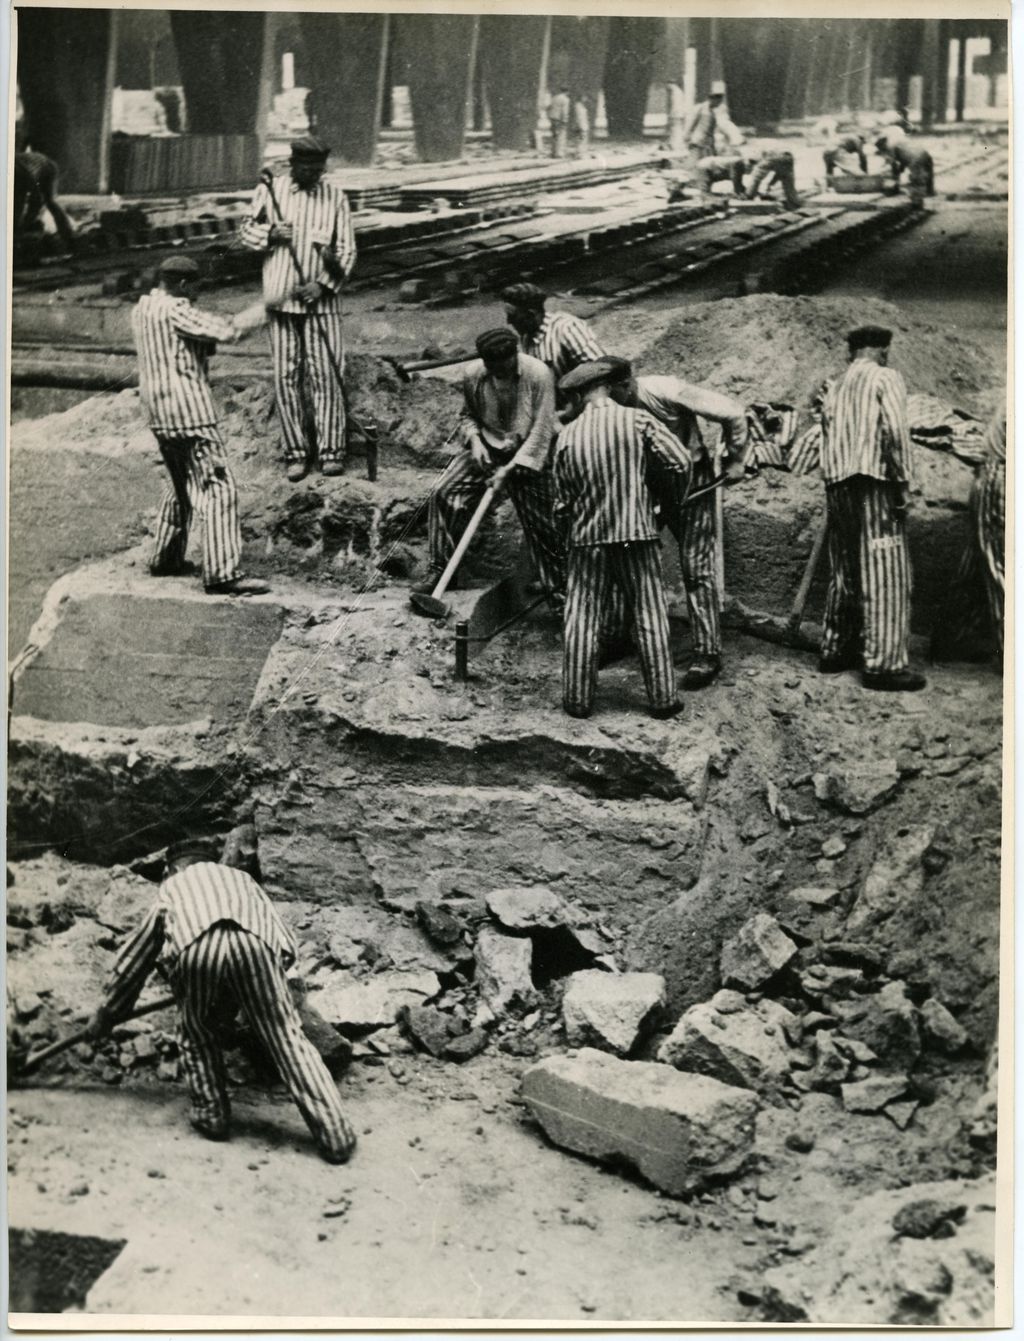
[6,288,1004,1323]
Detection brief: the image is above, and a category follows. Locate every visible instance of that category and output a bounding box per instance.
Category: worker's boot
[321,460,345,478]
[683,654,722,690]
[286,462,308,483]
[862,668,927,693]
[205,576,272,597]
[818,650,860,674]
[650,700,685,721]
[190,1116,229,1142]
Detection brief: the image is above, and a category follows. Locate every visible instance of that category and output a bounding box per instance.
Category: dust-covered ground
[6,194,1007,1324]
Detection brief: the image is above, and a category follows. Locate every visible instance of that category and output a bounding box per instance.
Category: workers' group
[684,81,935,209]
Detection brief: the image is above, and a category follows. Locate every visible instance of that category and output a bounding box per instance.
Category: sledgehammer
[409,480,503,619]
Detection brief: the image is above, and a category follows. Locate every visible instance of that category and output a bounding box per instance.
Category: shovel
[410,480,502,619]
[13,995,176,1082]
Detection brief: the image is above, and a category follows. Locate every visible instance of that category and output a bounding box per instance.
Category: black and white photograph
[5,0,1011,1326]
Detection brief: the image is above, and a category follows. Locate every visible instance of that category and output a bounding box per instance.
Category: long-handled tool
[409,480,502,619]
[14,995,175,1080]
[786,516,828,640]
[258,168,376,479]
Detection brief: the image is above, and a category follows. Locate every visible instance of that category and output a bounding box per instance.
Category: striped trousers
[428,450,566,601]
[563,541,676,714]
[649,455,720,657]
[269,308,346,467]
[171,924,356,1161]
[151,433,241,587]
[821,476,912,673]
[971,454,1005,654]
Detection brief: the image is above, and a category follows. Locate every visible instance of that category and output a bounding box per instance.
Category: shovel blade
[468,575,535,639]
[410,591,451,619]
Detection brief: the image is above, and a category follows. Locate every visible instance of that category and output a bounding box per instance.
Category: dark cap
[159,255,200,278]
[476,328,519,360]
[501,282,547,309]
[847,325,893,351]
[290,134,330,162]
[599,355,633,384]
[165,835,221,866]
[559,359,620,395]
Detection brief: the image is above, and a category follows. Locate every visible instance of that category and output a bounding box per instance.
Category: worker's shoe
[285,463,308,483]
[650,700,685,721]
[564,705,593,719]
[190,1116,230,1142]
[205,576,271,597]
[321,460,345,477]
[598,635,635,669]
[682,654,722,690]
[150,560,198,578]
[818,651,860,674]
[862,668,927,693]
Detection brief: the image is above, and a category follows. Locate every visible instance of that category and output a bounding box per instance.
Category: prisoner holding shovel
[239,135,357,483]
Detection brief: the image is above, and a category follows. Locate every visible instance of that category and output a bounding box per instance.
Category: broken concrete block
[311,970,440,1031]
[920,999,969,1054]
[486,885,568,932]
[798,963,865,999]
[842,981,921,1070]
[443,1028,489,1062]
[95,872,158,933]
[841,1073,909,1113]
[521,1048,759,1196]
[292,990,353,1077]
[561,970,665,1055]
[657,992,797,1096]
[812,760,900,815]
[834,1035,878,1065]
[892,1198,967,1240]
[376,922,455,974]
[474,928,537,1015]
[415,900,464,946]
[847,825,936,934]
[720,913,798,990]
[786,886,841,909]
[401,1004,453,1058]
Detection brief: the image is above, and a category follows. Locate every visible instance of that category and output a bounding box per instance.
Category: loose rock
[892,1198,967,1240]
[475,928,538,1016]
[311,971,440,1031]
[561,970,666,1055]
[522,1048,759,1196]
[919,999,969,1054]
[658,991,797,1096]
[485,885,569,932]
[720,913,798,991]
[812,760,901,815]
[841,1073,910,1113]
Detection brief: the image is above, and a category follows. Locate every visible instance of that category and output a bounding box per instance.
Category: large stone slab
[561,970,666,1055]
[310,970,440,1030]
[846,825,937,934]
[521,1047,759,1196]
[657,989,797,1096]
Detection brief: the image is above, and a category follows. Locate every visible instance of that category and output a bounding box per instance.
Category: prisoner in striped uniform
[132,256,268,597]
[553,361,691,719]
[971,408,1006,659]
[502,283,605,404]
[426,328,565,604]
[818,325,926,691]
[605,359,750,689]
[87,837,356,1164]
[240,136,356,481]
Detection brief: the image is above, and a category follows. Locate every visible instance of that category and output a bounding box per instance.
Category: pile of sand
[639,295,998,422]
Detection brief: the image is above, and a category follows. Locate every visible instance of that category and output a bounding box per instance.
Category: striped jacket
[131,288,234,435]
[458,353,556,472]
[102,863,298,1019]
[634,374,749,464]
[554,401,691,546]
[820,359,914,486]
[240,176,356,314]
[520,312,604,383]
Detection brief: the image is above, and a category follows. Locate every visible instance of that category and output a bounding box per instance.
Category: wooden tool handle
[787,518,828,634]
[430,482,500,601]
[19,995,176,1076]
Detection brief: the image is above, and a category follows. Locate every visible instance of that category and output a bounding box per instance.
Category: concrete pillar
[169,12,265,135]
[894,19,919,116]
[603,16,662,140]
[549,15,610,126]
[16,7,117,193]
[403,14,477,161]
[919,19,944,127]
[719,18,791,127]
[953,36,968,121]
[690,18,714,101]
[479,15,551,151]
[299,14,389,165]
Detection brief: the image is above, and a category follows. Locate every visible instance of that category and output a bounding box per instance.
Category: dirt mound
[640,295,997,420]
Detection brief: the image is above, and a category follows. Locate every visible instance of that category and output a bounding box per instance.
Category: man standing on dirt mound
[132,255,269,597]
[818,325,926,692]
[86,836,357,1164]
[553,360,691,720]
[241,135,356,482]
[602,356,750,690]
